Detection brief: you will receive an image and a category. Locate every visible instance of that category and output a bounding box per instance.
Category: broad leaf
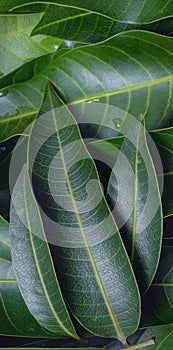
[141,246,173,327]
[42,31,173,130]
[1,0,173,25]
[0,216,56,337]
[0,14,61,77]
[10,165,79,339]
[151,127,173,217]
[28,84,140,343]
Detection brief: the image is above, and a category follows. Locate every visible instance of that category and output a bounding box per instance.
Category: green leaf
[42,31,173,130]
[0,216,57,337]
[1,0,173,25]
[128,325,173,350]
[28,84,140,343]
[106,117,163,293]
[151,127,173,217]
[141,246,173,326]
[32,6,173,44]
[10,164,79,339]
[0,76,45,142]
[0,13,61,77]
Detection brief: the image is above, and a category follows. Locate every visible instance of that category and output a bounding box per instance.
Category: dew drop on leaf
[113,118,123,129]
[0,90,8,97]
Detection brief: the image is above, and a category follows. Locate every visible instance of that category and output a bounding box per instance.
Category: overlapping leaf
[106,118,162,293]
[28,84,140,342]
[0,13,61,77]
[0,216,55,337]
[151,127,173,217]
[10,165,79,339]
[42,31,173,131]
[1,0,173,25]
[141,246,173,326]
[32,6,173,44]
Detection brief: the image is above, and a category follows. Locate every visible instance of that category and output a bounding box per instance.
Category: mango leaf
[27,84,140,343]
[10,164,79,339]
[141,246,173,328]
[0,76,46,142]
[106,116,163,293]
[42,31,173,130]
[32,6,173,44]
[0,13,61,78]
[1,0,173,25]
[0,216,58,337]
[128,325,173,350]
[151,127,173,217]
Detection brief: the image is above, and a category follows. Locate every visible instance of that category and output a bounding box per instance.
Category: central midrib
[50,87,127,344]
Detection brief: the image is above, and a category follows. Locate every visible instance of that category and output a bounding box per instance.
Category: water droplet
[0,89,8,97]
[93,99,100,102]
[113,118,123,129]
[53,44,59,50]
[87,100,93,104]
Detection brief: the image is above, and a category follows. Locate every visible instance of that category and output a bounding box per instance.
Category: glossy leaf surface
[43,31,173,130]
[10,165,79,339]
[1,0,173,25]
[28,84,140,342]
[0,216,54,337]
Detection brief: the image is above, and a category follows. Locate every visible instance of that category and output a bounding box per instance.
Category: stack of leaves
[0,1,173,349]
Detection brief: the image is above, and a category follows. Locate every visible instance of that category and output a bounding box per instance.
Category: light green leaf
[10,165,79,339]
[28,84,140,343]
[1,0,173,25]
[0,14,61,77]
[0,216,57,337]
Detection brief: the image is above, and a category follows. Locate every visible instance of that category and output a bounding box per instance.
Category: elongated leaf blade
[0,216,56,337]
[10,165,79,339]
[151,127,173,217]
[42,31,173,131]
[32,6,173,44]
[129,325,173,350]
[1,0,173,25]
[142,246,173,326]
[28,84,140,342]
[107,119,163,293]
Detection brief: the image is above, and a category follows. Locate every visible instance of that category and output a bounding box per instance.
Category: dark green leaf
[128,325,173,350]
[42,31,173,130]
[1,0,173,25]
[0,216,57,337]
[151,127,173,217]
[10,165,79,339]
[141,246,173,327]
[28,84,140,343]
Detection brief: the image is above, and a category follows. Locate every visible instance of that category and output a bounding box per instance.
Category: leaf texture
[1,0,173,25]
[10,165,79,339]
[0,216,55,337]
[42,31,173,130]
[28,84,140,342]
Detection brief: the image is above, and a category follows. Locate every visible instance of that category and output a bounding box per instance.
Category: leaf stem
[121,338,155,350]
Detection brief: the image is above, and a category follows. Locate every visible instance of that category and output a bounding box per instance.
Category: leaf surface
[0,216,56,337]
[28,84,140,342]
[10,165,79,339]
[1,0,173,25]
[42,31,173,130]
